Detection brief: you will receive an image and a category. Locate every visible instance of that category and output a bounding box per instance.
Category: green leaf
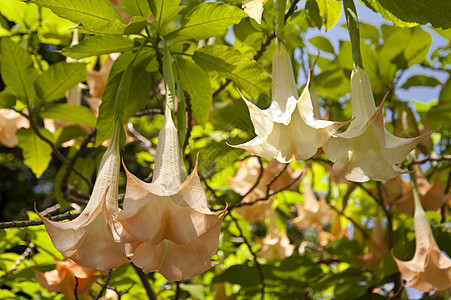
[148,0,182,33]
[381,27,431,68]
[360,0,451,29]
[193,45,271,101]
[53,125,88,147]
[165,2,247,43]
[0,0,40,31]
[96,52,153,146]
[316,0,342,31]
[401,75,442,89]
[120,0,151,17]
[0,91,16,108]
[40,104,97,127]
[34,62,87,102]
[310,36,335,54]
[439,76,451,103]
[0,38,39,106]
[29,0,124,30]
[359,22,379,41]
[17,128,53,178]
[178,57,212,126]
[62,36,136,59]
[78,16,147,35]
[180,284,205,300]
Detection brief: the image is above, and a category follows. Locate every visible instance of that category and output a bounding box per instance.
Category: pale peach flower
[258,211,294,260]
[323,66,430,182]
[355,216,388,271]
[0,109,29,147]
[392,180,451,292]
[116,106,226,281]
[33,258,101,299]
[228,157,303,222]
[37,121,128,270]
[379,167,449,214]
[230,41,346,163]
[292,178,333,230]
[318,214,347,246]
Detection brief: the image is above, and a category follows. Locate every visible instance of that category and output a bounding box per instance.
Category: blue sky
[305,1,449,104]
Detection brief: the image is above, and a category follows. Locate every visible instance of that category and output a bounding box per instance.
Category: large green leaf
[78,16,147,35]
[165,2,247,43]
[310,36,335,54]
[29,0,124,30]
[62,36,136,59]
[0,38,39,106]
[96,52,153,146]
[17,128,53,178]
[148,0,183,33]
[380,27,431,68]
[177,57,212,126]
[400,75,442,89]
[34,62,87,102]
[0,0,40,31]
[120,0,151,17]
[316,0,342,31]
[40,104,97,127]
[360,0,451,29]
[193,45,271,101]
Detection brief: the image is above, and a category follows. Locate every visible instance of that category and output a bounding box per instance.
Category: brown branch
[93,270,113,300]
[401,154,451,167]
[74,276,79,300]
[61,129,97,201]
[0,212,80,229]
[28,120,92,188]
[230,168,308,210]
[229,213,265,300]
[132,263,156,300]
[242,157,264,199]
[265,163,288,198]
[134,107,164,116]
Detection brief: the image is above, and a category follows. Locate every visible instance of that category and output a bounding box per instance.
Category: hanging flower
[258,211,295,260]
[37,121,128,270]
[229,41,346,163]
[0,109,29,148]
[33,258,102,299]
[392,188,451,292]
[355,216,388,271]
[292,177,333,230]
[323,66,430,182]
[116,106,226,282]
[228,157,303,222]
[378,166,449,214]
[318,213,347,246]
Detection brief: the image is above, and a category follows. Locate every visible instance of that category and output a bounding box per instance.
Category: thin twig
[74,276,79,300]
[134,107,164,116]
[265,164,289,198]
[174,282,181,300]
[242,157,264,199]
[402,154,451,167]
[61,129,97,200]
[230,168,308,210]
[28,120,92,188]
[0,212,80,229]
[229,213,265,300]
[132,263,156,300]
[93,269,113,300]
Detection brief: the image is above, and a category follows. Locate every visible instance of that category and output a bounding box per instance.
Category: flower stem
[343,0,363,68]
[275,0,286,40]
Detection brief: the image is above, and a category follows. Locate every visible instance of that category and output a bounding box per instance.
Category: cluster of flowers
[37,106,226,283]
[228,40,450,292]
